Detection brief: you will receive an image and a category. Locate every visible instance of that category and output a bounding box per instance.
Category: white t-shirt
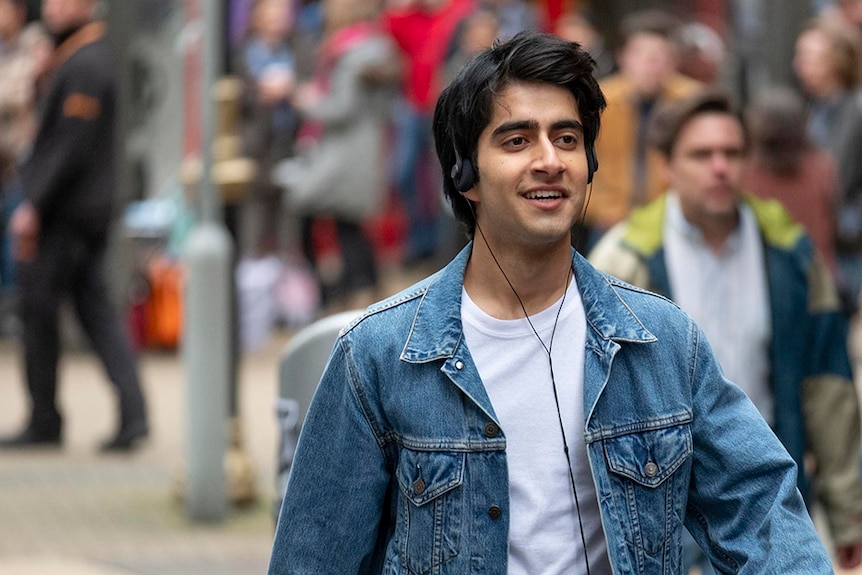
[462,279,612,575]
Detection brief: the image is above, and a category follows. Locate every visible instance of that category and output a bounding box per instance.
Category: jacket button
[413,479,426,495]
[455,360,464,370]
[488,505,502,519]
[484,422,499,438]
[644,462,659,477]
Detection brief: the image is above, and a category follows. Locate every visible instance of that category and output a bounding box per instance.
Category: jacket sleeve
[803,254,862,545]
[267,336,391,574]
[684,324,834,574]
[23,57,111,214]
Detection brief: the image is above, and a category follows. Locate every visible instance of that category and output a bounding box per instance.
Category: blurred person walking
[236,0,299,257]
[276,0,398,310]
[743,87,840,276]
[794,16,862,313]
[580,9,700,253]
[590,90,862,572]
[382,0,473,266]
[0,0,148,452]
[0,0,49,328]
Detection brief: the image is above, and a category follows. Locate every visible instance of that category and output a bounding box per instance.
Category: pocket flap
[396,450,465,506]
[603,424,692,487]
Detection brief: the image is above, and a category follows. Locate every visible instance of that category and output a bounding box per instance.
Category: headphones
[451,137,598,194]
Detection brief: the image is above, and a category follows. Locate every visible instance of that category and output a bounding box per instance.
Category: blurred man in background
[590,90,862,572]
[1,0,149,452]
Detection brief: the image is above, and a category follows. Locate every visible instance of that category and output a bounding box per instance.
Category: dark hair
[619,9,682,45]
[433,31,606,236]
[746,87,811,176]
[647,89,747,157]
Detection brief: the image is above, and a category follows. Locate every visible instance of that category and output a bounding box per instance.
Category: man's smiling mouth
[524,190,565,200]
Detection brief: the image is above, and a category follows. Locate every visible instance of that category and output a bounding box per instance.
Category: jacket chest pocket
[395,449,465,575]
[602,422,692,570]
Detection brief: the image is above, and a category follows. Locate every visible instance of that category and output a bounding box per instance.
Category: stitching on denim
[585,412,693,442]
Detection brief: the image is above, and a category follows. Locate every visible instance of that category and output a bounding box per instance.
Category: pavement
[0,259,860,574]
[0,262,433,575]
[0,330,285,575]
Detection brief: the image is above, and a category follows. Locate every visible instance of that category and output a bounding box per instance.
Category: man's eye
[506,136,526,147]
[558,135,577,145]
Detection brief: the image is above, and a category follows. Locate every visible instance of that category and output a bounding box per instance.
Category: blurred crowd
[3,0,862,329]
[3,0,862,565]
[211,0,862,327]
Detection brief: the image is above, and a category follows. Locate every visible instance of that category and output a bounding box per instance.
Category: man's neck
[463,239,573,320]
[52,20,91,47]
[692,212,739,254]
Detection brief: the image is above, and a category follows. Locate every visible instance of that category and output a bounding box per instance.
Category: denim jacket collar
[401,243,657,363]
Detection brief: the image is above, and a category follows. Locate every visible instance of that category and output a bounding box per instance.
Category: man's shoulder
[588,197,667,280]
[661,74,702,101]
[744,194,807,251]
[339,271,441,337]
[578,256,688,334]
[590,264,679,313]
[64,35,113,68]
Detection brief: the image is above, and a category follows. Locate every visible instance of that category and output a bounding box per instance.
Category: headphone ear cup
[452,158,476,194]
[586,144,598,184]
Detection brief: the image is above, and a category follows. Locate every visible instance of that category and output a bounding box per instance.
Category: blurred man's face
[619,32,677,98]
[664,112,746,228]
[793,29,840,97]
[839,0,862,27]
[42,0,95,35]
[0,0,26,40]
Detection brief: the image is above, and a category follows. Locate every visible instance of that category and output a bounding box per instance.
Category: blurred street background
[3,0,862,573]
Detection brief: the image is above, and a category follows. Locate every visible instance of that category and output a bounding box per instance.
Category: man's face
[464,81,589,252]
[42,0,94,35]
[664,112,746,226]
[839,0,862,27]
[793,29,838,97]
[619,33,677,98]
[0,0,26,39]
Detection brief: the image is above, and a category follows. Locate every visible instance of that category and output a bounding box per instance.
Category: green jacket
[590,193,862,545]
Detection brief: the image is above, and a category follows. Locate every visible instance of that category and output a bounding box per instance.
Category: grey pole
[183,0,232,522]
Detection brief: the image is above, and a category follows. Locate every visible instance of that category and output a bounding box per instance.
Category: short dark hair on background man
[619,9,682,45]
[647,89,748,157]
[433,31,607,236]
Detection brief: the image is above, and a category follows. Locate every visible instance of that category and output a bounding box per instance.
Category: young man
[590,89,862,571]
[267,33,832,574]
[1,0,148,451]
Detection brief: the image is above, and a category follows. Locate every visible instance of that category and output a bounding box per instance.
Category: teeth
[525,190,562,200]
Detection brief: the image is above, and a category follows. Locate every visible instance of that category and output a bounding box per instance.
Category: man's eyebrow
[490,119,585,139]
[553,120,584,133]
[491,120,538,139]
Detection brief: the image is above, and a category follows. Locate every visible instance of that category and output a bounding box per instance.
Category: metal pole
[183,0,232,522]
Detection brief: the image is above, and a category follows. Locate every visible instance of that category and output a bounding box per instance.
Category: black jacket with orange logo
[22,21,117,242]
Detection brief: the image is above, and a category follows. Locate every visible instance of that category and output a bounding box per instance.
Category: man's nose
[711,151,732,173]
[532,138,566,176]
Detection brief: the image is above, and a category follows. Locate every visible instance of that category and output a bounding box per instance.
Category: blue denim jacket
[268,245,832,574]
